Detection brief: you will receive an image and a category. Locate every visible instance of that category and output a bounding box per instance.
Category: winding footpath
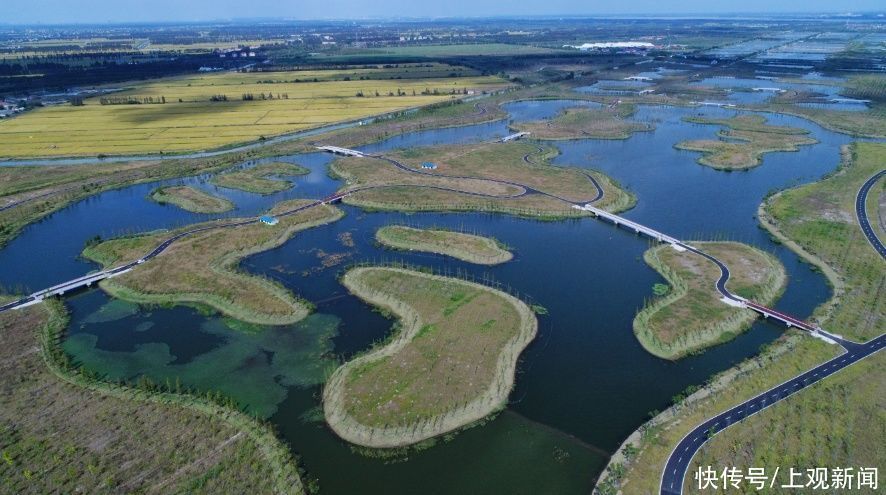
[0,147,603,313]
[658,171,886,495]
[3,138,881,495]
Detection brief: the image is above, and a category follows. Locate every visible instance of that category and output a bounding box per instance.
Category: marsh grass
[323,266,537,448]
[633,241,787,360]
[83,200,343,325]
[211,162,309,195]
[150,185,234,213]
[375,225,513,265]
[676,115,817,170]
[511,104,653,140]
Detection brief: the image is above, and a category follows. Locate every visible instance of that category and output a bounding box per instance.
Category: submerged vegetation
[634,242,786,360]
[375,225,513,265]
[82,200,343,325]
[0,299,305,494]
[677,115,817,170]
[150,185,234,213]
[324,267,537,448]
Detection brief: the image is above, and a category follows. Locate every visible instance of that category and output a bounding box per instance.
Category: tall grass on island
[323,266,537,449]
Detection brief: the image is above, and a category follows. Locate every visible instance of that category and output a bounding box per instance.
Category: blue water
[0,96,869,494]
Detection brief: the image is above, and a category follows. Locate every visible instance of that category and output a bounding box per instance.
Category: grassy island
[150,185,234,213]
[375,226,512,265]
[598,144,886,494]
[510,104,652,140]
[83,199,343,325]
[634,241,786,360]
[323,267,537,448]
[677,115,817,170]
[0,300,304,494]
[331,141,635,218]
[211,162,309,194]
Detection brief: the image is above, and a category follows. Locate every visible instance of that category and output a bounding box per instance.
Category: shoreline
[375,225,513,265]
[633,241,787,360]
[323,266,537,448]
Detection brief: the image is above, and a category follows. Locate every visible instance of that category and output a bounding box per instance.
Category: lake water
[0,96,864,494]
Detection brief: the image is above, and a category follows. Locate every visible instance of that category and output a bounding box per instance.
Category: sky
[3,0,883,24]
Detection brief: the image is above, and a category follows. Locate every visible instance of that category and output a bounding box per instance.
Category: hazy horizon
[3,0,883,25]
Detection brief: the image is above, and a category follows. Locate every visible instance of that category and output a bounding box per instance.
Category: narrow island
[211,162,309,194]
[510,104,652,140]
[150,185,234,213]
[676,115,817,170]
[323,266,537,448]
[331,141,635,218]
[82,199,343,325]
[633,241,786,360]
[376,226,513,265]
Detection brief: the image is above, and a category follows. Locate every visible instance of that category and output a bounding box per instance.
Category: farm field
[310,43,567,59]
[0,67,508,158]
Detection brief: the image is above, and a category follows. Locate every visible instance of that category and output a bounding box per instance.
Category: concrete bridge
[572,203,832,337]
[316,145,364,157]
[501,131,530,142]
[573,203,685,251]
[0,265,134,312]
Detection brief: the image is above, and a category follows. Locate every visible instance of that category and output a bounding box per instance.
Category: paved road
[855,169,886,258]
[659,171,886,494]
[660,334,885,495]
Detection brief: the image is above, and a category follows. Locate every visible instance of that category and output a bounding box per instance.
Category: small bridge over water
[501,132,530,143]
[316,145,364,157]
[573,203,686,251]
[573,203,831,338]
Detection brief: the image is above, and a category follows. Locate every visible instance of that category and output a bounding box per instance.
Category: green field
[762,142,885,340]
[0,67,508,158]
[324,267,536,448]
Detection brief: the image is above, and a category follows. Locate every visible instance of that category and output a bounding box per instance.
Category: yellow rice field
[0,68,507,158]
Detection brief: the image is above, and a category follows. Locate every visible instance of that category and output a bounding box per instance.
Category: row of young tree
[98,95,167,105]
[355,87,471,97]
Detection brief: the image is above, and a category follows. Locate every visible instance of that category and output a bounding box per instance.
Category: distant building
[421,162,438,170]
[259,215,279,226]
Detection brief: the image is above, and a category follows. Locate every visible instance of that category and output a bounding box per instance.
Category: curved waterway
[0,97,868,494]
